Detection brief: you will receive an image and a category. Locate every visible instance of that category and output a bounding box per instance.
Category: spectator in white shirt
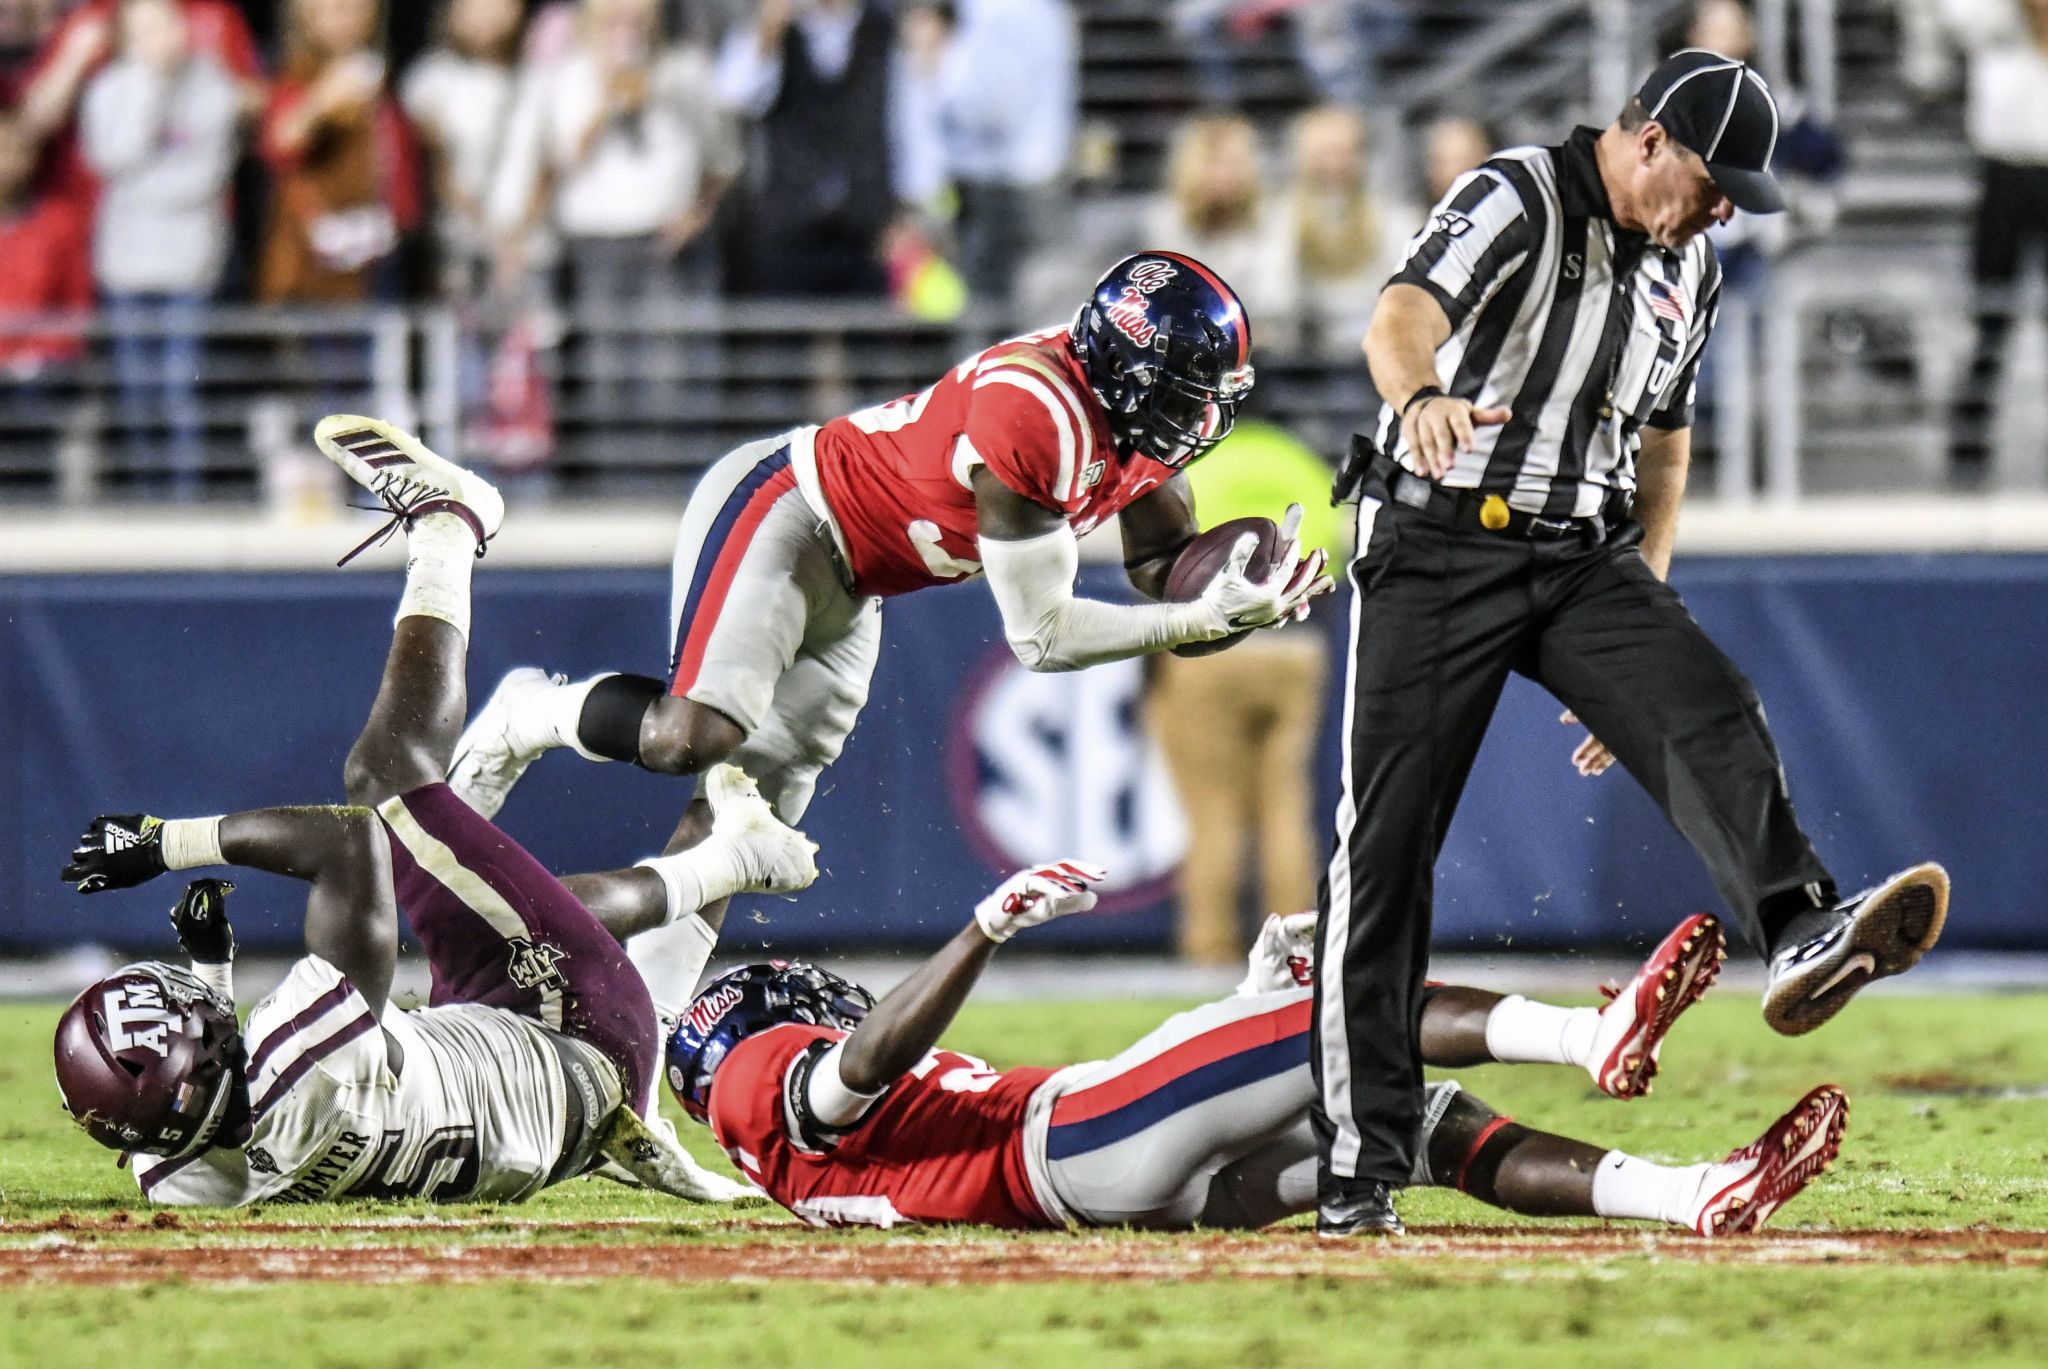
[79,0,240,501]
[490,0,738,413]
[1936,0,2048,487]
[403,0,525,300]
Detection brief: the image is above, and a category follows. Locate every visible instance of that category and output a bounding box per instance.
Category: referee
[1313,50,1949,1236]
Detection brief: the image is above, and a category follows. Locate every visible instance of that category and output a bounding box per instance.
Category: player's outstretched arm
[836,861,1105,1094]
[64,807,398,1014]
[972,469,1328,671]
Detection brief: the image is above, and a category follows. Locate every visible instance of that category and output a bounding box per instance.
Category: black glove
[170,878,236,964]
[60,814,168,894]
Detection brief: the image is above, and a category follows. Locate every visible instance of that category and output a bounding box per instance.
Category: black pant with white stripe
[1313,488,1835,1186]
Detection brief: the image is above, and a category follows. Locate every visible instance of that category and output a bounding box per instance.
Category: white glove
[1197,504,1335,633]
[974,859,1107,943]
[1236,911,1319,996]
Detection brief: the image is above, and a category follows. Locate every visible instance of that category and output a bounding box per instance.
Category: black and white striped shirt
[1369,126,1724,519]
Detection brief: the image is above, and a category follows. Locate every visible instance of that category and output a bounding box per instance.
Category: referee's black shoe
[1762,862,1950,1036]
[1316,1176,1404,1237]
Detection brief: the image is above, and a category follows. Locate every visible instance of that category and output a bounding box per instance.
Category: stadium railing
[0,250,2028,515]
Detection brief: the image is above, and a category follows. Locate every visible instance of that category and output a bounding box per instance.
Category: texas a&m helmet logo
[100,980,182,1058]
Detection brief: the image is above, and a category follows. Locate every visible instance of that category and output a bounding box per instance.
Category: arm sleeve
[801,1039,886,1130]
[1385,167,1534,331]
[977,524,1222,673]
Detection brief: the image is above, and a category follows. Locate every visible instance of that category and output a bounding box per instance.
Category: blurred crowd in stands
[0,0,2042,498]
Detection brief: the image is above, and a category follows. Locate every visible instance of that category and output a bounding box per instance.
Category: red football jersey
[809,328,1176,598]
[706,1024,1060,1230]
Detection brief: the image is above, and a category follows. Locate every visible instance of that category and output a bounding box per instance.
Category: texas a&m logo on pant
[506,938,570,993]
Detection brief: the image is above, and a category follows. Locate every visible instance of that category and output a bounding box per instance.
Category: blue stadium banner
[5,557,2044,954]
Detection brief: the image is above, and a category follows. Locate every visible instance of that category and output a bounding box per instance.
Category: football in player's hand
[1164,516,1283,658]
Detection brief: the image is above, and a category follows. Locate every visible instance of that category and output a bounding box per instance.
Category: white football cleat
[447,667,564,819]
[592,1107,764,1205]
[1586,912,1726,1099]
[314,414,505,564]
[705,763,819,895]
[1691,1084,1849,1236]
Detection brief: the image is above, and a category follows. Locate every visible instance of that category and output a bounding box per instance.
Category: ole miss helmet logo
[1104,259,1181,347]
[1128,260,1177,293]
[1105,287,1159,346]
[686,981,745,1035]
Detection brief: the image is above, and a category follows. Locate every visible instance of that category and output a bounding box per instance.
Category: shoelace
[337,491,488,568]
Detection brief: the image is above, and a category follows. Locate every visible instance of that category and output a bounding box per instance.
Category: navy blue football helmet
[665,961,876,1124]
[1070,251,1255,469]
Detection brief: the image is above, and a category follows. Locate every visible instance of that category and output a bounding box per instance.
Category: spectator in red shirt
[0,109,91,380]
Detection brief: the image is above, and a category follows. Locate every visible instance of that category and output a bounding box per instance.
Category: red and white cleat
[1692,1084,1850,1236]
[1587,912,1726,1099]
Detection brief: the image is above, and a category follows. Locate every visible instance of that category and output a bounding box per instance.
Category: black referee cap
[1635,49,1785,214]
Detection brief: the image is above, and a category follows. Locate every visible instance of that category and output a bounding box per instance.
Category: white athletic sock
[635,837,750,916]
[543,673,617,763]
[395,512,477,641]
[1482,994,1602,1068]
[626,912,719,1024]
[1590,1151,1713,1227]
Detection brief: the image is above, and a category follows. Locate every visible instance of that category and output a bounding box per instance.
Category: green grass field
[4,991,2046,1368]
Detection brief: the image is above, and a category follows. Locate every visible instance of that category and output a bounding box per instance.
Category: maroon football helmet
[54,963,247,1158]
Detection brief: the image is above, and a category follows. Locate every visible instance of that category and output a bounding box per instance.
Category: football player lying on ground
[52,428,817,1206]
[668,874,1848,1236]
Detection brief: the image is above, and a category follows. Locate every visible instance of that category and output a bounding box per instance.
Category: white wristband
[162,817,225,871]
[191,959,234,1000]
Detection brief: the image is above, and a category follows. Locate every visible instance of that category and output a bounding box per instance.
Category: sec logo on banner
[945,648,1186,913]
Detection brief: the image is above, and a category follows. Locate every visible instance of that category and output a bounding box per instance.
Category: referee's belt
[1363,451,1628,542]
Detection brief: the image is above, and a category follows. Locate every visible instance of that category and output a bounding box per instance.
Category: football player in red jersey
[670,866,1849,1237]
[440,252,1333,1018]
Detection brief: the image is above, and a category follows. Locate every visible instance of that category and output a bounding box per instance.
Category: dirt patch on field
[4,1227,2046,1287]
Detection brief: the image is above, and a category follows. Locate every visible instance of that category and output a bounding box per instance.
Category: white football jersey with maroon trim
[134,957,572,1206]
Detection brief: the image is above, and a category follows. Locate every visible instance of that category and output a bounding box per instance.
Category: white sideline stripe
[376,795,564,1031]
